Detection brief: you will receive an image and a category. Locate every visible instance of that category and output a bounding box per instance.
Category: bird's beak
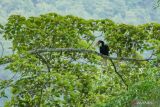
[96,41,100,47]
[96,41,100,46]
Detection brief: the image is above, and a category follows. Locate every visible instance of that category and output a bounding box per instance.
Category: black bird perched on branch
[97,40,109,56]
[96,40,128,88]
[97,40,110,73]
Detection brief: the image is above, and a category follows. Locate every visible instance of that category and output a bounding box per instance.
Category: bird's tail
[102,58,107,66]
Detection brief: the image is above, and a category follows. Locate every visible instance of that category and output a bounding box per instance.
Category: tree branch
[35,53,51,72]
[109,59,128,89]
[0,48,155,65]
[29,48,155,61]
[1,48,153,89]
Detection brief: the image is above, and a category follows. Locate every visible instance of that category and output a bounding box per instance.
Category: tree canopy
[0,13,160,106]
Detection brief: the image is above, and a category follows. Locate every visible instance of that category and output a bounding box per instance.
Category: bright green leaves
[6,54,42,73]
[0,89,8,99]
[4,13,159,57]
[105,24,147,57]
[4,15,26,39]
[0,56,13,65]
[1,12,160,106]
[103,77,159,106]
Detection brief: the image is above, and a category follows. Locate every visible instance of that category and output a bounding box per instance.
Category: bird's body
[99,44,109,56]
[98,40,109,56]
[97,40,110,71]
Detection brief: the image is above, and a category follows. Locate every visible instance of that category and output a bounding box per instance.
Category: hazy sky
[0,0,160,24]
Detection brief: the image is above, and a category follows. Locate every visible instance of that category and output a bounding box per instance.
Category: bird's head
[97,40,104,47]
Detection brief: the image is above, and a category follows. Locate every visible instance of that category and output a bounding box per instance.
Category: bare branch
[109,59,128,89]
[29,48,155,61]
[35,53,51,72]
[147,50,155,60]
[0,48,155,65]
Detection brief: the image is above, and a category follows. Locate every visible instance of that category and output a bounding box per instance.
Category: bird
[97,40,110,72]
[97,40,109,56]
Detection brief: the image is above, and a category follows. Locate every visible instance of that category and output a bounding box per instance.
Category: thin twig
[147,50,155,60]
[0,41,4,58]
[0,72,18,91]
[109,59,128,88]
[38,86,43,106]
[36,53,51,72]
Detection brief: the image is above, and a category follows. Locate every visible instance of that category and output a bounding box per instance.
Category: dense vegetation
[0,13,160,106]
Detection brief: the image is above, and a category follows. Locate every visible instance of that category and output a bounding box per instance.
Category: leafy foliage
[0,13,160,106]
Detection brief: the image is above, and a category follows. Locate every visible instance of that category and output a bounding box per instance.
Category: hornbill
[96,40,110,69]
[97,40,128,88]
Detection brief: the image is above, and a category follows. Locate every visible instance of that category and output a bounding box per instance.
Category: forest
[0,0,160,107]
